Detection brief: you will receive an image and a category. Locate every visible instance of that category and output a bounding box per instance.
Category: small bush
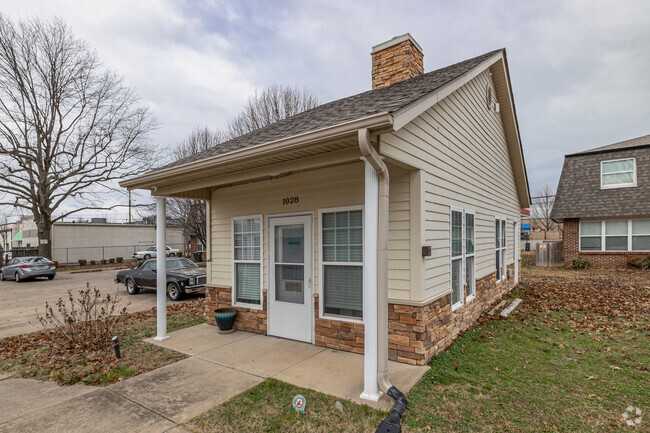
[108,258,115,264]
[176,252,183,257]
[627,255,650,269]
[78,259,87,266]
[36,284,129,352]
[90,260,96,265]
[571,256,591,269]
[116,257,123,263]
[53,261,59,267]
[101,259,107,264]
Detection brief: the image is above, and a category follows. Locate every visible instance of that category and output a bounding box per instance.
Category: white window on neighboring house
[580,221,602,251]
[232,216,262,308]
[495,217,507,281]
[605,220,628,251]
[320,208,363,320]
[581,219,650,252]
[197,239,205,252]
[601,158,636,189]
[632,220,650,251]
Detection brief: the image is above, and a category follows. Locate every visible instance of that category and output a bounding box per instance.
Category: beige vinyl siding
[381,69,521,302]
[387,164,411,301]
[208,161,411,303]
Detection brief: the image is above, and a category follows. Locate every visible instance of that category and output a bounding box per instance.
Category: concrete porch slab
[198,334,326,377]
[147,325,429,410]
[108,357,263,423]
[0,388,175,433]
[274,348,429,410]
[144,323,254,356]
[0,378,95,424]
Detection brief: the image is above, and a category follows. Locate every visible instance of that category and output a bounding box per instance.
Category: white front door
[268,215,313,343]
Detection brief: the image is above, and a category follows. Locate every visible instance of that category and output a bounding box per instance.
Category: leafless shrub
[36,284,129,352]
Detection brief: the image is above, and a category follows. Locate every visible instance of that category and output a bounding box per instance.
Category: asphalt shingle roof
[551,136,650,220]
[163,49,502,170]
[568,134,650,156]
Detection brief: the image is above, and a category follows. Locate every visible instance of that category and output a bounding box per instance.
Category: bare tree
[0,16,158,258]
[168,87,319,250]
[530,184,556,233]
[165,127,223,247]
[226,84,319,137]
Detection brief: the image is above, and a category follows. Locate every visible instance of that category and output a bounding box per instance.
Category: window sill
[320,313,364,324]
[600,184,637,190]
[451,302,463,312]
[233,301,263,311]
[466,294,476,303]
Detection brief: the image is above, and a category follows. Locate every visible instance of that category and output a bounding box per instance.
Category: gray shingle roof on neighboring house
[551,136,650,220]
[568,134,650,156]
[162,49,502,170]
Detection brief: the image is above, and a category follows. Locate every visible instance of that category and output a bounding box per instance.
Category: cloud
[0,0,649,220]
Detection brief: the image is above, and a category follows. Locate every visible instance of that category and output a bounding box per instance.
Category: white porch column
[154,196,169,341]
[360,160,381,401]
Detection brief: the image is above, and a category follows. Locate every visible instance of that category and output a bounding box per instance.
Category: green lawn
[187,267,649,432]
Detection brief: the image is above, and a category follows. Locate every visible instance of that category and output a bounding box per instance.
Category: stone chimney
[371,34,424,90]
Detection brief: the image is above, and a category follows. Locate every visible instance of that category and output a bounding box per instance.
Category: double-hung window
[601,158,636,189]
[632,220,650,251]
[451,208,476,309]
[321,208,363,319]
[495,217,506,281]
[450,209,463,309]
[232,216,262,307]
[465,212,476,299]
[580,219,650,252]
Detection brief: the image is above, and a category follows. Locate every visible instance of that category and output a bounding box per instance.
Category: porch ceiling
[153,137,362,199]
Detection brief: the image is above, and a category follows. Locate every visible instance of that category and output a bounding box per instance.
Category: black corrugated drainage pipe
[375,386,408,433]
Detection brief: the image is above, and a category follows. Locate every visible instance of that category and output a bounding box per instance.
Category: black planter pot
[214,308,237,334]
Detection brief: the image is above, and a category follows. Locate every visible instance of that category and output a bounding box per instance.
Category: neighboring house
[121,34,530,400]
[0,217,184,263]
[551,134,650,266]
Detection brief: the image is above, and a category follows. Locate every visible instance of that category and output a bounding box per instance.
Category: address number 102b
[282,196,299,205]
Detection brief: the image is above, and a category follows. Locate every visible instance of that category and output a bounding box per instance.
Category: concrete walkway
[146,324,429,410]
[0,324,428,432]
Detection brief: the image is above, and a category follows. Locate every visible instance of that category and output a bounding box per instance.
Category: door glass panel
[274,224,305,304]
[275,264,304,303]
[275,225,304,263]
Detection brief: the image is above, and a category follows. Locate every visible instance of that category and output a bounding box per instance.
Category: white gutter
[358,128,393,394]
[121,112,394,190]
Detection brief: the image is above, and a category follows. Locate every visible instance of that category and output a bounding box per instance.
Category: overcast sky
[1,0,649,221]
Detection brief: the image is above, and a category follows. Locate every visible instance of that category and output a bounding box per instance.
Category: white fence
[52,243,185,264]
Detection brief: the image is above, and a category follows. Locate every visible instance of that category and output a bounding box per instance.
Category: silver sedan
[0,256,56,282]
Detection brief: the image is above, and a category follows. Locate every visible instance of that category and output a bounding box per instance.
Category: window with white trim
[450,208,476,309]
[450,209,463,308]
[233,217,262,307]
[601,158,636,189]
[580,219,650,252]
[495,217,506,281]
[465,212,476,299]
[321,209,363,319]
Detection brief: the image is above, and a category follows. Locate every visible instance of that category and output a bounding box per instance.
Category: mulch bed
[0,299,205,385]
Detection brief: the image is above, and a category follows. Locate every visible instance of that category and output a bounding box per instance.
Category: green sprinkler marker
[292,394,306,414]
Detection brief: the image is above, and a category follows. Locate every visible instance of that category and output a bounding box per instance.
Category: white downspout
[154,196,169,341]
[358,128,393,394]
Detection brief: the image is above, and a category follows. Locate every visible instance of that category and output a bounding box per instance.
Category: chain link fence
[52,243,186,264]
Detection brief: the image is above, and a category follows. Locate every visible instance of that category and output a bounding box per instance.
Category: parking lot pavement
[0,268,195,339]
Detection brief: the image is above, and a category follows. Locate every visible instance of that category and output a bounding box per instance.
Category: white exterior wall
[382,70,521,303]
[209,162,411,299]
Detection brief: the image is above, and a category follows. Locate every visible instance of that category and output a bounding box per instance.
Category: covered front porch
[147,323,428,410]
